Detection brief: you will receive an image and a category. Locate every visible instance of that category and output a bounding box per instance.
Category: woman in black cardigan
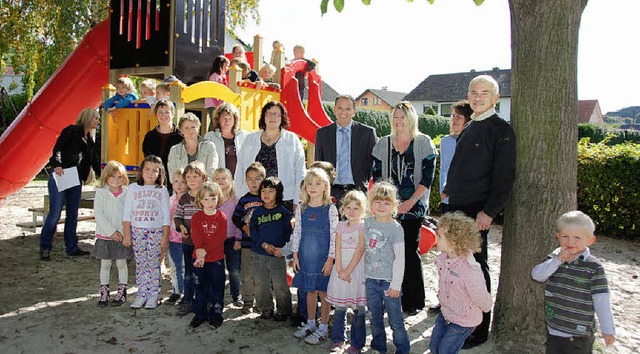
[40,108,101,260]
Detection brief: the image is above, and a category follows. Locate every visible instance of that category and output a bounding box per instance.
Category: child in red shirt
[189,182,227,329]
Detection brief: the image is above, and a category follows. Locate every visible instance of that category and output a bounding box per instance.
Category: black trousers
[399,217,425,311]
[447,202,491,340]
[546,333,594,354]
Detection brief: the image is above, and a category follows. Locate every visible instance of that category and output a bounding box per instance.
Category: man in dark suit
[315,95,377,205]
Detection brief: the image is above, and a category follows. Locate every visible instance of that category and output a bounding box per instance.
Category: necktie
[337,128,350,183]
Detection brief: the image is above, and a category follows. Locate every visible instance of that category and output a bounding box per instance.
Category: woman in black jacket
[142,98,183,193]
[39,108,101,260]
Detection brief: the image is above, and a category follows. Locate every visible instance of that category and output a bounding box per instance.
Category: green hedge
[578,139,640,238]
[579,123,640,145]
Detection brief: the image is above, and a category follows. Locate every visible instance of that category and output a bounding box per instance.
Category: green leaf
[474,0,485,5]
[334,0,345,12]
[362,0,372,5]
[320,0,329,14]
[426,0,435,4]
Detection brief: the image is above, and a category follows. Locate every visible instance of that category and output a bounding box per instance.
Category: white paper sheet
[53,167,80,192]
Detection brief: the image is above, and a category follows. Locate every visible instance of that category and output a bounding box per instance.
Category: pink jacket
[169,194,182,243]
[435,252,492,327]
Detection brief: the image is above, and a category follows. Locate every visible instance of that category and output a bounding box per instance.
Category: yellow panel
[181,81,242,107]
[106,104,157,169]
[238,84,281,132]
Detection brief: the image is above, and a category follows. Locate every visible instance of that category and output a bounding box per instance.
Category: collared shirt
[334,120,355,185]
[470,107,496,122]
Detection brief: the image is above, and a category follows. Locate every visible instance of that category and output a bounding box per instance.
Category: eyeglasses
[266,111,282,117]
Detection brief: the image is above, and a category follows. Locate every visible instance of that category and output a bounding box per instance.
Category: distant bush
[578,139,640,238]
[579,123,640,144]
[0,92,29,135]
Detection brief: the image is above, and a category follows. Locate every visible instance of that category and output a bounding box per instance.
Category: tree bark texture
[494,1,588,352]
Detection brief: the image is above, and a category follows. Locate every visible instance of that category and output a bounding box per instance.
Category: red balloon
[419,225,437,255]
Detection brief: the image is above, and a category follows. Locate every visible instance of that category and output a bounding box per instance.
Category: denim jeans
[192,260,225,322]
[365,278,410,354]
[40,173,82,254]
[224,239,241,300]
[252,252,292,314]
[182,243,195,304]
[330,306,366,349]
[429,313,474,354]
[168,242,184,294]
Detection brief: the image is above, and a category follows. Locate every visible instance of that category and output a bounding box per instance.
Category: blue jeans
[192,260,225,322]
[365,278,410,354]
[169,242,184,294]
[331,306,366,349]
[182,243,195,304]
[429,313,474,354]
[40,174,82,254]
[224,239,241,299]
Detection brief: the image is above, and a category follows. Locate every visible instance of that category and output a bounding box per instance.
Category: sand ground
[0,181,638,353]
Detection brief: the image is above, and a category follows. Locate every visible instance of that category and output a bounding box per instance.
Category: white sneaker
[304,328,329,345]
[294,322,316,339]
[130,297,146,309]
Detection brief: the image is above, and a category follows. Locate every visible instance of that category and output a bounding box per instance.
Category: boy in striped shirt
[531,210,615,353]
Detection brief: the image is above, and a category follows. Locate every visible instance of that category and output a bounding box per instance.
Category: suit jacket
[315,121,377,192]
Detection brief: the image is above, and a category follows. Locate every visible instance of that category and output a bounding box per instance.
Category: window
[440,104,452,117]
[495,102,501,113]
[423,104,436,114]
[361,98,368,106]
[373,97,380,105]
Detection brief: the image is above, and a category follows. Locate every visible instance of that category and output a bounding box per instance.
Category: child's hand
[338,269,350,282]
[193,258,205,268]
[161,236,169,254]
[603,334,615,346]
[242,225,251,236]
[195,248,207,259]
[387,288,401,298]
[233,241,241,251]
[110,232,123,242]
[122,234,132,247]
[273,248,283,258]
[322,259,333,276]
[557,248,571,262]
[179,225,189,239]
[292,257,300,272]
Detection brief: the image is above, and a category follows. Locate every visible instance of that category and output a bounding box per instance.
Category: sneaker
[304,328,329,345]
[176,302,193,317]
[260,310,274,319]
[189,316,206,328]
[232,297,243,307]
[165,293,181,304]
[144,299,158,309]
[68,248,90,256]
[329,342,345,352]
[130,297,146,309]
[273,312,289,322]
[294,322,316,339]
[345,345,362,354]
[241,303,253,314]
[39,249,51,261]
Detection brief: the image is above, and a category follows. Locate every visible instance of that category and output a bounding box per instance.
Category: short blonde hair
[438,211,482,256]
[140,79,157,93]
[171,168,185,183]
[178,112,201,131]
[391,101,419,139]
[556,210,595,234]
[368,181,399,218]
[300,168,332,209]
[75,108,99,129]
[340,190,368,219]
[183,161,207,184]
[309,161,336,185]
[116,77,136,94]
[212,167,235,198]
[99,160,129,188]
[194,182,223,209]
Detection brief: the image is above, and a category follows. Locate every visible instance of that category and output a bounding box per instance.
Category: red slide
[0,20,110,200]
[280,60,332,145]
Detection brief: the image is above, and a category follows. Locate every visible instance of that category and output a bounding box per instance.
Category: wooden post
[272,49,285,86]
[253,34,263,72]
[101,84,116,165]
[228,65,243,93]
[171,81,184,124]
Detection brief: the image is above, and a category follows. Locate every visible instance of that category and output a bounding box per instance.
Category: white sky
[236,0,639,114]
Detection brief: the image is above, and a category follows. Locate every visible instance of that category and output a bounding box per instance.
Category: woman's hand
[54,167,64,176]
[233,241,241,251]
[273,248,283,258]
[322,259,333,276]
[398,199,415,215]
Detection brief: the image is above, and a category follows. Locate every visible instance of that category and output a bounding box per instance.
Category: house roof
[303,80,340,103]
[578,100,600,124]
[404,68,512,102]
[356,89,408,107]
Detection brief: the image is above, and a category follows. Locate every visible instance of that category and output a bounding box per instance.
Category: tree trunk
[493,1,588,352]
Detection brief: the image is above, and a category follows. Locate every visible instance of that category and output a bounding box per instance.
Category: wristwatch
[410,196,419,203]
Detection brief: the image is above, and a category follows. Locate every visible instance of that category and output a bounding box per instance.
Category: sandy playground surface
[0,181,638,353]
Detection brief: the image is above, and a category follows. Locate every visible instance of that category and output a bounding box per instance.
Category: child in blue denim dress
[291,168,339,344]
[364,181,410,354]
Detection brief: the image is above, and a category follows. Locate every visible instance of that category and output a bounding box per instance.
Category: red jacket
[190,210,226,262]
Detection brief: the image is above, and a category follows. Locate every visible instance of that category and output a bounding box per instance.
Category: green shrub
[578,139,640,238]
[418,114,450,138]
[0,92,29,135]
[579,123,640,144]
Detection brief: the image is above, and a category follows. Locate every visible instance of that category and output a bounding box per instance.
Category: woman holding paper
[39,108,101,261]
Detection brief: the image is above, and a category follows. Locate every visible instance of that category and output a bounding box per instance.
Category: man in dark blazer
[315,95,377,205]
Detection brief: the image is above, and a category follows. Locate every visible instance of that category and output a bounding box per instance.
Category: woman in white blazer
[203,102,247,177]
[234,101,306,211]
[167,112,218,179]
